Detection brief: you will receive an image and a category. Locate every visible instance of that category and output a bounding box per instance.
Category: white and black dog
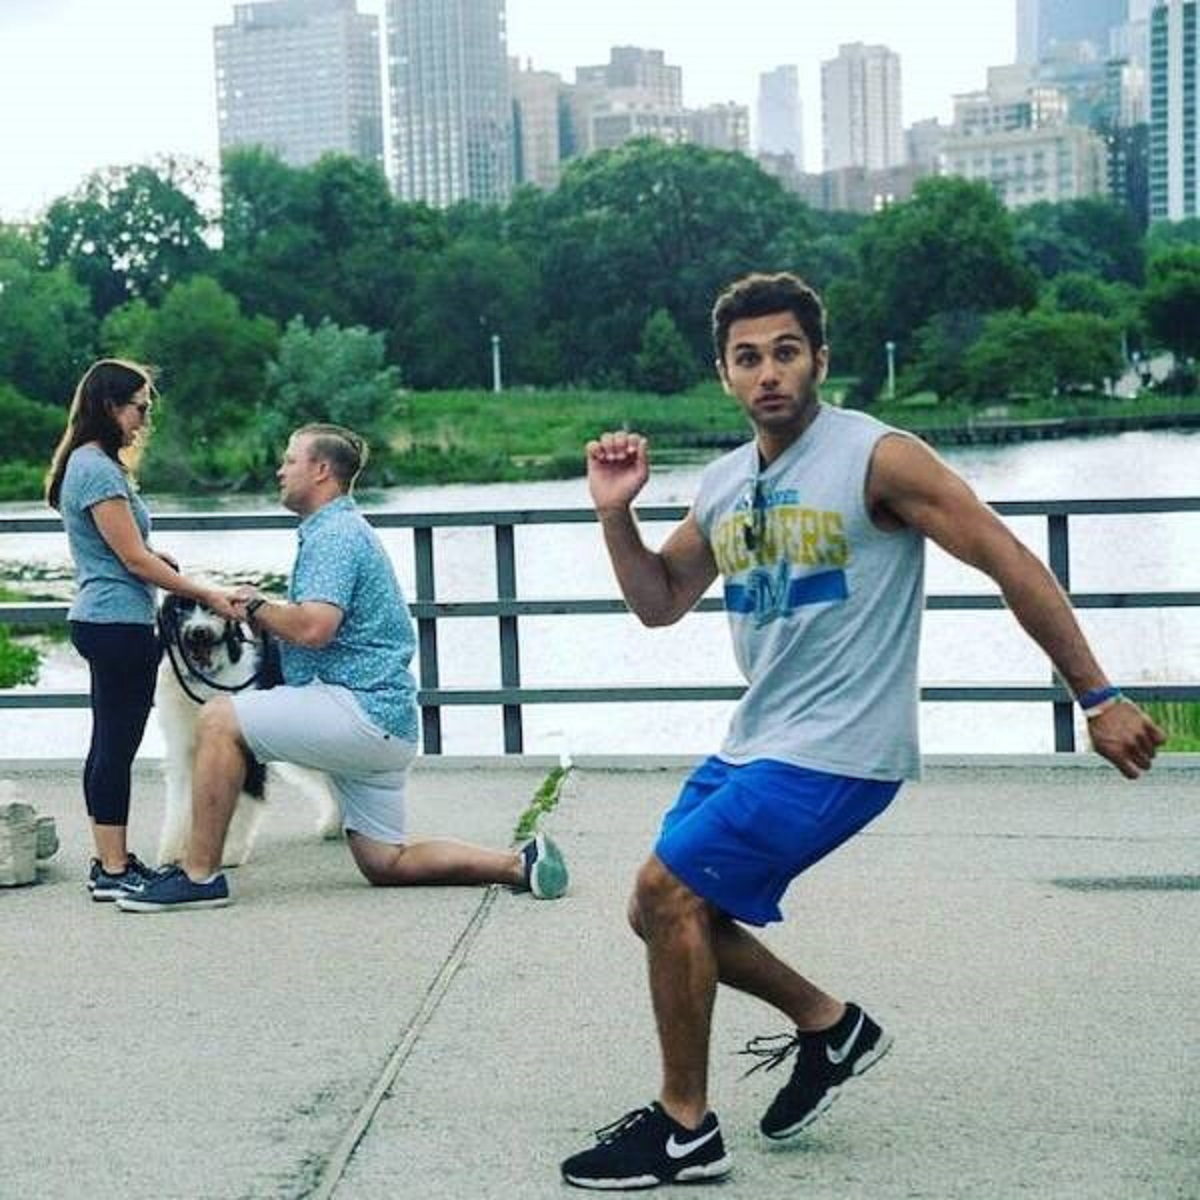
[155,593,341,867]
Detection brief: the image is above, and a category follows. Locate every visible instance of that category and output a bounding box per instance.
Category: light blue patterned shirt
[283,496,418,741]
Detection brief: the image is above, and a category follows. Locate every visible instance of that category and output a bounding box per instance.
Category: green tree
[1145,217,1200,251]
[0,383,67,463]
[1040,271,1143,354]
[533,141,813,383]
[828,177,1037,398]
[1012,198,1145,285]
[400,237,541,389]
[102,275,278,486]
[0,227,96,403]
[635,309,699,394]
[0,625,38,688]
[963,310,1124,401]
[39,159,213,317]
[254,317,399,477]
[218,148,445,351]
[1142,247,1200,359]
[898,309,987,400]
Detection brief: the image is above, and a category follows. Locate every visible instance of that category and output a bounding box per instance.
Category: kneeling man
[120,423,566,912]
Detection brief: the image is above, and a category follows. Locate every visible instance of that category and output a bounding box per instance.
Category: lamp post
[885,340,896,402]
[491,333,502,394]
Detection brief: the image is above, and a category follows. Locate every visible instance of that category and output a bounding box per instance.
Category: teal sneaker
[521,832,568,899]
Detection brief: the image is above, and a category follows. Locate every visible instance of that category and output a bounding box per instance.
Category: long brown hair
[45,359,155,510]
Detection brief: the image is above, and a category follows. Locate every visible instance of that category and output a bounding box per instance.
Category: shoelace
[125,853,162,882]
[593,1107,653,1143]
[736,1031,803,1079]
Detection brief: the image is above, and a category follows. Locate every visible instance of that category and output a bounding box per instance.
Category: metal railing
[3,498,1199,754]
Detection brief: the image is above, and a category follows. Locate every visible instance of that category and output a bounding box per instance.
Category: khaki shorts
[231,682,417,845]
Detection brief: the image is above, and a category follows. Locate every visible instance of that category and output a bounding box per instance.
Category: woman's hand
[202,588,241,622]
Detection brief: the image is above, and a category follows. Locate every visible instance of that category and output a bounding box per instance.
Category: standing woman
[46,359,238,901]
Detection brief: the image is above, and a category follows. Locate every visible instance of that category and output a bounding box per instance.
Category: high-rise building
[511,61,565,190]
[688,103,751,154]
[952,65,1069,137]
[569,47,687,156]
[941,123,1106,207]
[214,0,383,169]
[821,43,904,171]
[1017,0,1129,63]
[386,0,514,206]
[794,164,927,214]
[1149,0,1199,220]
[1110,16,1151,67]
[941,62,1106,208]
[576,47,683,108]
[757,66,804,168]
[906,118,949,169]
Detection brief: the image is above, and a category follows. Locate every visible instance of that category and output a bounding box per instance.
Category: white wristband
[1083,694,1124,720]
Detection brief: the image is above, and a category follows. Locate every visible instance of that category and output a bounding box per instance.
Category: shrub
[0,626,39,688]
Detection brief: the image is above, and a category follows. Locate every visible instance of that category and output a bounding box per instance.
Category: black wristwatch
[245,597,268,621]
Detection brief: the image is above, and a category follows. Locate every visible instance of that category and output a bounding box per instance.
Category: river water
[2,429,1197,759]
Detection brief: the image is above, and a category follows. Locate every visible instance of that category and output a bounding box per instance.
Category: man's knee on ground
[348,830,405,886]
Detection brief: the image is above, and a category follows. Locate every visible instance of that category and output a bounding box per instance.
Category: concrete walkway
[1,756,1197,1199]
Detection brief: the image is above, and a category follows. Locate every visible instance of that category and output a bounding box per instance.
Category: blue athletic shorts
[654,756,901,926]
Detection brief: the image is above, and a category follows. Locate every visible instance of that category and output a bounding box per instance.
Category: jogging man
[120,423,567,912]
[560,272,1163,1188]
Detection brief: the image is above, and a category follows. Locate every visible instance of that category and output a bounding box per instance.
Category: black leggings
[70,621,160,827]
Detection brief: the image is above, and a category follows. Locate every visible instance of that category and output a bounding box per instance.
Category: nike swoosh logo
[665,1127,719,1159]
[826,1010,865,1065]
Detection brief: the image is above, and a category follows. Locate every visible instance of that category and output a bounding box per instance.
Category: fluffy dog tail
[243,748,268,800]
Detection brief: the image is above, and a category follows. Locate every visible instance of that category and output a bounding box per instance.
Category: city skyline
[1,0,1015,220]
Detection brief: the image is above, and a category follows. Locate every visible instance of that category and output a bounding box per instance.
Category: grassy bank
[2,383,1198,498]
[384,384,747,484]
[1145,702,1200,752]
[870,391,1200,431]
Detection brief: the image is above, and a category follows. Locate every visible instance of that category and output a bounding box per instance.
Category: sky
[0,0,1014,222]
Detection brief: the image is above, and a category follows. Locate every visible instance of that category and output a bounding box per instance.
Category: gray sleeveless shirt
[693,405,924,780]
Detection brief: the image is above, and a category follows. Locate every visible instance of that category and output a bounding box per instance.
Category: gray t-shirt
[693,405,924,781]
[60,445,155,625]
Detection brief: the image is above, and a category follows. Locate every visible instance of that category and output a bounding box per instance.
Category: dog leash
[157,605,274,707]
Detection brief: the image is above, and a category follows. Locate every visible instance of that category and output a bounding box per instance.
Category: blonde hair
[295,423,368,491]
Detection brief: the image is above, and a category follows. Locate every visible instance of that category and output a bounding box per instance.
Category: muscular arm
[237,592,343,649]
[91,497,237,619]
[868,435,1165,778]
[588,431,718,627]
[597,508,719,627]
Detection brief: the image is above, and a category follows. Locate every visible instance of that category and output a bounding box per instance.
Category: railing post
[414,526,442,755]
[1047,512,1075,752]
[494,523,524,753]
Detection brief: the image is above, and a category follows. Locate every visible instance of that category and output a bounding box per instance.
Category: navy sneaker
[89,853,160,902]
[115,865,231,913]
[521,832,568,899]
[562,1102,731,1190]
[739,1002,893,1139]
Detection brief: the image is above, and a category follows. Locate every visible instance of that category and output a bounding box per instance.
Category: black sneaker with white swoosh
[739,1002,893,1139]
[561,1102,731,1189]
